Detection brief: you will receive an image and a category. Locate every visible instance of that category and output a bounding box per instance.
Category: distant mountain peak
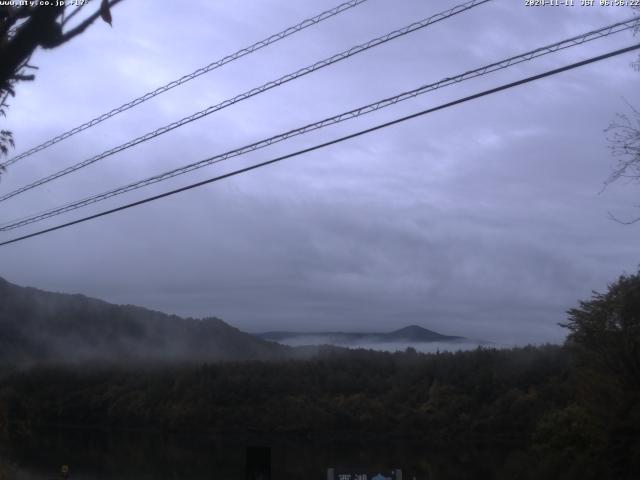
[391,325,435,334]
[258,324,464,344]
[386,325,462,341]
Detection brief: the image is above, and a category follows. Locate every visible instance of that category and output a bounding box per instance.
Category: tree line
[1,272,639,479]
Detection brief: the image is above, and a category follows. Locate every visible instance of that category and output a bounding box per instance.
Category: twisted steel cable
[1,15,638,232]
[2,42,639,247]
[0,0,492,203]
[0,0,370,169]
[1,15,637,232]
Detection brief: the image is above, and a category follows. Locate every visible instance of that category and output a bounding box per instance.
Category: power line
[1,42,638,248]
[0,0,491,203]
[0,0,370,169]
[1,16,637,232]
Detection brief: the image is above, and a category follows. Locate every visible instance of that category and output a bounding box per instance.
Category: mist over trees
[0,272,638,478]
[0,4,637,480]
[0,277,289,365]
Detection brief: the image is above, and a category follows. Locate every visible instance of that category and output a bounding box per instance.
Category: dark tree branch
[0,0,123,88]
[604,8,640,223]
[10,74,34,82]
[0,5,34,38]
[53,0,124,47]
[61,3,89,28]
[0,1,124,167]
[608,210,640,225]
[0,5,64,86]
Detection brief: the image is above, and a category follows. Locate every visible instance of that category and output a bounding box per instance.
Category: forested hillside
[0,345,570,437]
[0,342,637,479]
[0,277,288,364]
[1,273,639,478]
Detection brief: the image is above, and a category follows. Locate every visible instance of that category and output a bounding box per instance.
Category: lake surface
[0,429,522,479]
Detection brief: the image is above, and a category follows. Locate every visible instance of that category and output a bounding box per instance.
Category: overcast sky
[0,0,638,344]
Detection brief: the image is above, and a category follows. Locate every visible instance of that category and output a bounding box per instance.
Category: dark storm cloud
[0,0,638,344]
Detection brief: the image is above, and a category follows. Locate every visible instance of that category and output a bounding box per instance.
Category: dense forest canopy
[1,273,639,478]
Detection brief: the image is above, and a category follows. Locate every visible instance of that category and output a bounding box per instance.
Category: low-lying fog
[274,336,508,353]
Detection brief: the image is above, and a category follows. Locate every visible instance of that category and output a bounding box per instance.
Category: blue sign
[327,468,402,480]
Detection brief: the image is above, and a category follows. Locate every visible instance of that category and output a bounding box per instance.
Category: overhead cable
[1,16,637,231]
[0,0,491,202]
[1,42,638,247]
[0,0,371,169]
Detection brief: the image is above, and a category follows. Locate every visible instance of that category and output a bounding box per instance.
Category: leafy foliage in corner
[564,271,640,389]
[0,1,123,169]
[540,271,640,479]
[0,130,11,175]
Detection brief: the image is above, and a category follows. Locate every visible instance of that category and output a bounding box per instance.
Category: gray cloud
[0,0,638,345]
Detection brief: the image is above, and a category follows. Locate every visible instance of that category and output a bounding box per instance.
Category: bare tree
[604,6,640,223]
[0,0,124,162]
[606,101,640,184]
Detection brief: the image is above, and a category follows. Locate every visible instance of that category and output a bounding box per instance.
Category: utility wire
[1,16,637,232]
[0,0,370,169]
[0,0,491,203]
[1,42,638,248]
